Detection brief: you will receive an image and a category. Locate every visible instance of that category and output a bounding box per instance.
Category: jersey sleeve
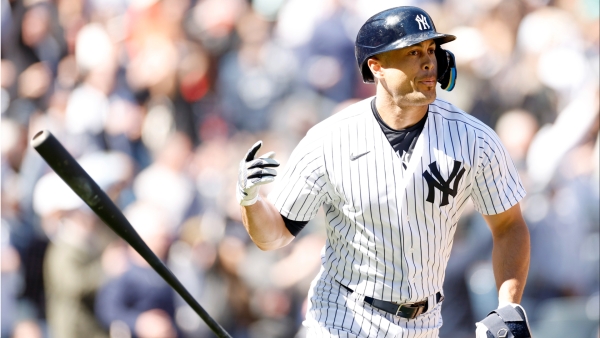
[268,131,331,222]
[470,131,526,215]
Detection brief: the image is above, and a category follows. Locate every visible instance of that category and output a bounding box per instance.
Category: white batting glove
[237,141,280,206]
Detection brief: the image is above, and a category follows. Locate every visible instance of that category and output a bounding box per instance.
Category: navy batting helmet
[355,6,457,91]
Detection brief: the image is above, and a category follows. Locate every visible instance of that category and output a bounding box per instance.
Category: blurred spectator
[169,216,223,338]
[43,208,109,338]
[495,109,539,190]
[11,320,43,338]
[526,132,600,299]
[187,0,247,55]
[104,97,151,171]
[302,2,359,102]
[495,109,539,167]
[133,132,197,230]
[218,10,297,132]
[2,119,49,324]
[1,220,23,337]
[95,202,177,338]
[1,0,11,42]
[526,83,598,191]
[2,2,66,77]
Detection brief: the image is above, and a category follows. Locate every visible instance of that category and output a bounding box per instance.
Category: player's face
[371,40,438,107]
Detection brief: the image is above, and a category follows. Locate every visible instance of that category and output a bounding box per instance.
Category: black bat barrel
[32,130,232,338]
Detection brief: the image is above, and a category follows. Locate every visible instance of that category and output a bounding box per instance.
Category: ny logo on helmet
[423,160,465,206]
[415,14,430,30]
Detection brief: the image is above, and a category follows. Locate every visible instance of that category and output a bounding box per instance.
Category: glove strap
[480,314,514,338]
[495,306,525,322]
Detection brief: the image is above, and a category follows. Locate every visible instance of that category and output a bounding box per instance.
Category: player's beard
[394,86,437,108]
[378,75,437,108]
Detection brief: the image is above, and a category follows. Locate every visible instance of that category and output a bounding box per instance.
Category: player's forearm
[491,218,530,305]
[241,197,294,251]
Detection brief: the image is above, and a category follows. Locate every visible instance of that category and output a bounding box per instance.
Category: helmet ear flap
[436,47,457,91]
[361,61,375,83]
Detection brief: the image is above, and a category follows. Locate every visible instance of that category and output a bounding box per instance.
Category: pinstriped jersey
[268,97,525,304]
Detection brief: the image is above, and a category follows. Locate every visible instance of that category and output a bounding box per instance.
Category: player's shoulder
[306,97,372,137]
[429,99,498,140]
[291,97,371,155]
[429,98,472,123]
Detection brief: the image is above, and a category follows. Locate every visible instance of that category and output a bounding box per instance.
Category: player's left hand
[475,303,532,338]
[237,140,280,206]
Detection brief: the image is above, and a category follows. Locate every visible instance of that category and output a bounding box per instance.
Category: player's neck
[375,92,429,130]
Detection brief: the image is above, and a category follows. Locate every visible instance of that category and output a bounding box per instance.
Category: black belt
[338,282,443,319]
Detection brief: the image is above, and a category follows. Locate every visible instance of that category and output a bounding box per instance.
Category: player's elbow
[251,235,294,251]
[254,242,278,251]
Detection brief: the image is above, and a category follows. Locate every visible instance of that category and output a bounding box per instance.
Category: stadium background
[1,0,598,337]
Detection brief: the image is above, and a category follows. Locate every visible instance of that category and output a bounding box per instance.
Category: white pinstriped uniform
[268,97,525,337]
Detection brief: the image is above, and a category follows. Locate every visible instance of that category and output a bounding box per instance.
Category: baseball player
[237,6,532,338]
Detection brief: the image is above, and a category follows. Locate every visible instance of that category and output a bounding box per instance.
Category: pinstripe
[474,161,493,214]
[273,140,320,202]
[362,117,379,295]
[477,150,499,213]
[448,123,466,225]
[431,113,445,290]
[390,143,410,300]
[373,119,390,300]
[380,124,395,301]
[429,108,523,193]
[404,191,417,298]
[324,134,344,293]
[483,140,523,204]
[439,113,453,290]
[293,171,324,216]
[352,118,366,289]
[268,98,525,337]
[439,119,459,263]
[276,156,321,215]
[420,156,434,298]
[425,119,437,301]
[482,148,509,211]
[412,171,425,300]
[336,124,356,323]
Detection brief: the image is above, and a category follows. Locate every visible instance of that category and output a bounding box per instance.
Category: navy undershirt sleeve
[281,215,308,236]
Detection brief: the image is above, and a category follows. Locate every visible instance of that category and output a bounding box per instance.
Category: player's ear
[367,57,385,80]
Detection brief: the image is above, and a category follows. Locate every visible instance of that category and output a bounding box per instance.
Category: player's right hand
[237,140,280,206]
[475,303,532,338]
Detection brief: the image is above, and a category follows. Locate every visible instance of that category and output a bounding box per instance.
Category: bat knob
[31,130,51,149]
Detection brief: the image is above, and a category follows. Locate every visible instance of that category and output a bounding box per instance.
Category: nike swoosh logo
[350,151,370,161]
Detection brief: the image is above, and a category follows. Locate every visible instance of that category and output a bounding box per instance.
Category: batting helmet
[355,6,458,91]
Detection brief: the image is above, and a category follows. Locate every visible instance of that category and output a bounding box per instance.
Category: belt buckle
[412,303,425,318]
[396,301,425,319]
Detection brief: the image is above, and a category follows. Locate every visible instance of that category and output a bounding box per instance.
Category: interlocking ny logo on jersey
[415,15,430,30]
[423,160,465,206]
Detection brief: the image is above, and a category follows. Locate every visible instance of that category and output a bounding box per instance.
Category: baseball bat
[31,130,232,338]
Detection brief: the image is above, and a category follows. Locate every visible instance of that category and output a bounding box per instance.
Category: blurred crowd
[1,0,598,337]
